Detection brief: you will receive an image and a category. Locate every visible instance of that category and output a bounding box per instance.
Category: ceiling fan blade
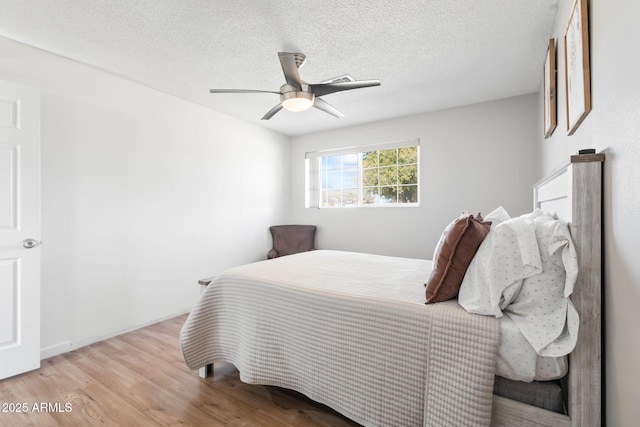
[313,98,344,118]
[210,89,280,94]
[309,80,380,97]
[261,103,284,120]
[278,52,303,89]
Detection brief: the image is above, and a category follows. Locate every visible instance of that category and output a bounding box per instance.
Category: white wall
[289,95,539,259]
[0,37,290,357]
[539,0,640,425]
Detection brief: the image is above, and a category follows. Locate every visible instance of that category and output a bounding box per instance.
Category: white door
[0,80,41,379]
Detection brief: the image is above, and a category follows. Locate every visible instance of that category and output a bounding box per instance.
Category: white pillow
[483,205,511,225]
[504,214,579,357]
[458,207,542,317]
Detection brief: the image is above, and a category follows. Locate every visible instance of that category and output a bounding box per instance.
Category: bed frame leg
[198,363,213,378]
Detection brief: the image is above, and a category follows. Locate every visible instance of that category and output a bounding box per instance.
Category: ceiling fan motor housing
[291,53,306,68]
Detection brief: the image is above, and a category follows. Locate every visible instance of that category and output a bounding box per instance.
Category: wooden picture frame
[564,0,591,135]
[543,39,557,139]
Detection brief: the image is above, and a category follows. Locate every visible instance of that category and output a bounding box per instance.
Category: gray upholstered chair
[267,225,317,259]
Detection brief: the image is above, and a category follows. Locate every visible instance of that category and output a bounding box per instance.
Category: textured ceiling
[0,0,559,136]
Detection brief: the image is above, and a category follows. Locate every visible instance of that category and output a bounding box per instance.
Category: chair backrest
[268,225,317,259]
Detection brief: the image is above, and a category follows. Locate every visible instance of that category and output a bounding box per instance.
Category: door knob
[23,239,41,249]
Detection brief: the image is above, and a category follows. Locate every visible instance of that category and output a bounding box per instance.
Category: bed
[180,153,603,427]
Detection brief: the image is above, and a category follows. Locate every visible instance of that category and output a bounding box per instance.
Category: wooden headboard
[492,153,604,427]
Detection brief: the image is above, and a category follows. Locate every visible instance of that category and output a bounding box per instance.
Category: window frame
[305,139,420,209]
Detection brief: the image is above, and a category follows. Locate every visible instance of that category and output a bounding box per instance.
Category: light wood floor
[0,314,361,427]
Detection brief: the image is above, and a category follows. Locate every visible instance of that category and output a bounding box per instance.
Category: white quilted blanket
[180,250,499,427]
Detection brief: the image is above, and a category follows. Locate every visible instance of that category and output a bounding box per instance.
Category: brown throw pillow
[425,212,491,303]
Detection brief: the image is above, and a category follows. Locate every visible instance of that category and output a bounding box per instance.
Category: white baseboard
[40,341,74,359]
[39,308,191,360]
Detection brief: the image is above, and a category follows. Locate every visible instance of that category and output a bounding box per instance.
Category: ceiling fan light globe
[280,91,314,112]
[282,97,313,112]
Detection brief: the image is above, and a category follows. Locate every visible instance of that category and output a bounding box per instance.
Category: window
[306,139,420,208]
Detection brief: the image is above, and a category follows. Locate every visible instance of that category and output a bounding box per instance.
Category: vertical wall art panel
[564,0,591,135]
[543,39,557,139]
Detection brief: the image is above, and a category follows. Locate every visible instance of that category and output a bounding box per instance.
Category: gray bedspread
[180,250,500,427]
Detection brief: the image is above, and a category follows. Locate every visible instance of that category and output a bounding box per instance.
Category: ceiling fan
[209,52,380,120]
